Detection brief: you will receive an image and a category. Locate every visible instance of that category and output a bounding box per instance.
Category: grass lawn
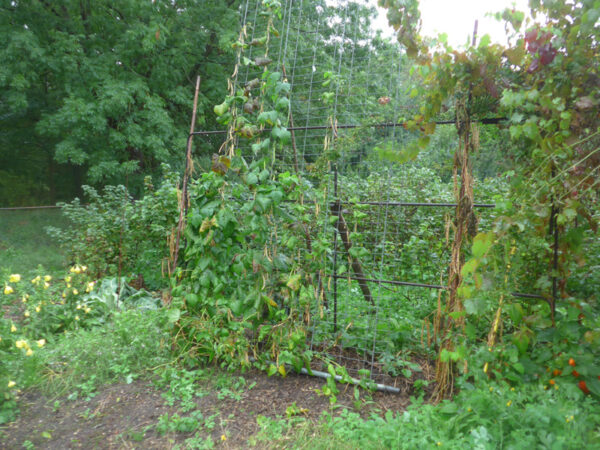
[0,209,69,275]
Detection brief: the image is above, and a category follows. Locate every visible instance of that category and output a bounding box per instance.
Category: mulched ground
[1,368,427,449]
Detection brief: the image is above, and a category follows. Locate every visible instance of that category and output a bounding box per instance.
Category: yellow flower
[84,307,91,314]
[31,275,41,285]
[86,282,95,293]
[65,276,72,283]
[81,265,87,272]
[76,304,82,310]
[4,285,14,295]
[62,292,66,298]
[66,284,72,289]
[36,339,46,348]
[510,387,515,392]
[75,315,80,321]
[7,381,16,388]
[467,407,472,412]
[26,348,33,356]
[15,339,27,349]
[44,282,50,289]
[24,311,30,317]
[11,324,17,333]
[566,415,574,423]
[437,442,442,447]
[22,296,27,303]
[71,265,81,274]
[35,306,41,313]
[44,275,52,282]
[506,401,512,407]
[9,274,21,283]
[489,387,494,392]
[73,289,78,295]
[221,435,227,442]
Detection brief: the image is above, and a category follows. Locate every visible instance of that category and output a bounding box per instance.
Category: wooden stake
[331,200,375,306]
[171,76,201,274]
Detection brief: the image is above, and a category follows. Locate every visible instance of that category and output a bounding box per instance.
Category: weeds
[251,382,600,449]
[41,309,172,398]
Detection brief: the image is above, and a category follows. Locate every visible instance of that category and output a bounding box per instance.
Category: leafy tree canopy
[0,0,241,203]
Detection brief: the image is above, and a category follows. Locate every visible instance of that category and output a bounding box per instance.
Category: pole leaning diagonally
[170,76,201,276]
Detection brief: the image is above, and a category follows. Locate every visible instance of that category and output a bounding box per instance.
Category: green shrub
[48,165,180,290]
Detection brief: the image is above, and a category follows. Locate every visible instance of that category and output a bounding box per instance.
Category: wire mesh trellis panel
[225,0,446,385]
[218,0,498,386]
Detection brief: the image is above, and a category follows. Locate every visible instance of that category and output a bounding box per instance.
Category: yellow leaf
[199,216,217,233]
[278,364,286,377]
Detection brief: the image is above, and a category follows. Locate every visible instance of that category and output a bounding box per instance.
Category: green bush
[48,165,180,290]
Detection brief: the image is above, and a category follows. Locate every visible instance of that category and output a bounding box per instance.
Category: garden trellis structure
[180,0,557,390]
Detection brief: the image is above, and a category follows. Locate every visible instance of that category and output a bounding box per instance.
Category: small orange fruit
[549,379,556,385]
[568,358,576,367]
[572,370,580,378]
[553,369,562,376]
[578,380,590,395]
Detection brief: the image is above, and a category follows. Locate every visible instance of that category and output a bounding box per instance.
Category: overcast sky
[373,0,530,47]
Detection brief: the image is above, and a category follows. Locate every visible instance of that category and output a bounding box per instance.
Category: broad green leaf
[167,308,181,324]
[472,232,494,259]
[271,126,291,144]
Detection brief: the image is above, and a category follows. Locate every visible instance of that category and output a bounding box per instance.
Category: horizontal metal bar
[335,201,496,208]
[190,117,506,137]
[332,274,446,290]
[333,275,545,300]
[511,292,545,299]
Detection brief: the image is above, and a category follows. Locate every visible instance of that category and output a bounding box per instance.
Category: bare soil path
[1,369,416,449]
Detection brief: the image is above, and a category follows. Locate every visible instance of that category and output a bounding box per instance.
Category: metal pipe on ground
[248,357,401,393]
[299,367,401,394]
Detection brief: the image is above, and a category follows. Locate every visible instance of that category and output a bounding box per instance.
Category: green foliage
[173,0,341,375]
[376,0,600,395]
[155,367,209,412]
[40,308,172,398]
[174,162,317,371]
[48,166,179,289]
[156,410,207,436]
[0,0,241,200]
[252,382,600,449]
[0,268,171,422]
[323,383,600,449]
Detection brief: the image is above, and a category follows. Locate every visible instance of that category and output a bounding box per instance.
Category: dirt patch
[1,368,419,449]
